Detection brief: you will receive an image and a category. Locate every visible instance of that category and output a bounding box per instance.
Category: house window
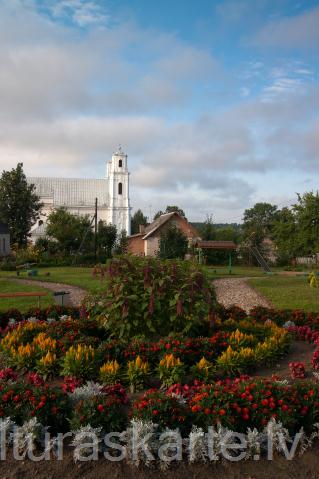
[118,182,123,195]
[119,159,122,167]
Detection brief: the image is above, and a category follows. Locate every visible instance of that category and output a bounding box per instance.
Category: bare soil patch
[1,444,319,479]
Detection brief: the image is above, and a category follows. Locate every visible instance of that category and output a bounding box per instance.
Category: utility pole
[94,198,98,263]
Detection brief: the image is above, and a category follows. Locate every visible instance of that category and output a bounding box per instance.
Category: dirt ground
[252,340,317,380]
[1,444,319,479]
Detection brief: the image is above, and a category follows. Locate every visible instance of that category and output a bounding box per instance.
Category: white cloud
[252,6,319,48]
[240,86,250,97]
[49,0,109,27]
[0,0,319,221]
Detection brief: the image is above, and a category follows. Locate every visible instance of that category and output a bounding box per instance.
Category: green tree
[115,229,129,255]
[0,163,42,247]
[200,215,216,240]
[158,225,188,259]
[46,208,93,254]
[131,209,148,234]
[271,192,319,264]
[292,192,319,256]
[242,202,278,248]
[97,221,117,258]
[35,237,60,256]
[215,226,242,243]
[154,206,186,220]
[271,207,298,264]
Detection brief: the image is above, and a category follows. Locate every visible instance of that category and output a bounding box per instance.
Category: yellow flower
[128,356,149,373]
[100,360,120,376]
[33,333,57,351]
[39,351,57,366]
[159,354,182,369]
[197,357,210,370]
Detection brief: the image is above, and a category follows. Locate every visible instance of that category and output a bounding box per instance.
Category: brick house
[128,212,200,257]
[0,223,10,257]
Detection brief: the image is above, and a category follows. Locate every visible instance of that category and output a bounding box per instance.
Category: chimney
[139,224,145,234]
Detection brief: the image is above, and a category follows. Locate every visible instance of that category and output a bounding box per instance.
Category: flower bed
[0,315,291,384]
[0,305,81,331]
[3,292,319,460]
[132,377,319,434]
[1,372,319,437]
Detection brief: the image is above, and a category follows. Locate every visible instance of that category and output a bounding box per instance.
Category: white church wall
[28,148,131,241]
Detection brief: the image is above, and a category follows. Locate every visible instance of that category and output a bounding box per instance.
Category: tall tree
[158,225,188,259]
[242,202,277,248]
[154,205,186,220]
[292,192,319,256]
[131,209,148,234]
[200,215,216,240]
[272,207,298,263]
[46,208,93,254]
[115,229,129,255]
[0,163,42,247]
[97,221,117,258]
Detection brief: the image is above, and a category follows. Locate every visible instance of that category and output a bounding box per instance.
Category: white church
[28,147,131,242]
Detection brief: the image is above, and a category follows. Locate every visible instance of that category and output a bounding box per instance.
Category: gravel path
[213,277,273,312]
[8,279,87,307]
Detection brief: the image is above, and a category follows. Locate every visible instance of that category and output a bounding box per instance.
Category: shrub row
[1,374,319,435]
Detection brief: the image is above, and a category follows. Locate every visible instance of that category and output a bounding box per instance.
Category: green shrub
[69,384,128,432]
[86,257,217,339]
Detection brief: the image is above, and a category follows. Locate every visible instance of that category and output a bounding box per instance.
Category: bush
[131,388,190,433]
[0,379,70,432]
[189,378,319,433]
[69,384,128,432]
[86,257,217,339]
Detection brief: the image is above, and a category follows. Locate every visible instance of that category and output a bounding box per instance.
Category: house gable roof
[142,212,199,240]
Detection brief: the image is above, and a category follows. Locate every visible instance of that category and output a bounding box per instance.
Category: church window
[118,182,123,195]
[119,159,122,167]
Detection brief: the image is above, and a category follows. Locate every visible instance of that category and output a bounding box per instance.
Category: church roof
[28,177,109,207]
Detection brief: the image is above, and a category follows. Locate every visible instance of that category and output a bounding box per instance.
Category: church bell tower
[106,146,131,235]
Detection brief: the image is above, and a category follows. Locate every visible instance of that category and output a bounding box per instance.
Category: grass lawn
[204,265,277,278]
[0,267,105,293]
[249,275,319,312]
[0,278,54,312]
[0,264,283,292]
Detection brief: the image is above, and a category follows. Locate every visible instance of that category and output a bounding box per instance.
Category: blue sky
[0,0,319,222]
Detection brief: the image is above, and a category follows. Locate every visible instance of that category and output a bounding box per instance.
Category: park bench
[0,291,48,307]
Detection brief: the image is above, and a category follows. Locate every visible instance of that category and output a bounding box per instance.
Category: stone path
[8,278,87,307]
[213,277,273,312]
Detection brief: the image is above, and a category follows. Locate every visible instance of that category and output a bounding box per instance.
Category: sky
[0,0,319,223]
